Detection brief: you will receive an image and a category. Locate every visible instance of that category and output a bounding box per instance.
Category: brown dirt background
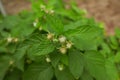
[1,0,120,35]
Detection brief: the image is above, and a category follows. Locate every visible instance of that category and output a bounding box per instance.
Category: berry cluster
[40,5,54,14]
[47,33,73,54]
[45,33,73,71]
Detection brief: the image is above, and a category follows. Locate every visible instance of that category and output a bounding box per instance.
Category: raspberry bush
[0,0,119,80]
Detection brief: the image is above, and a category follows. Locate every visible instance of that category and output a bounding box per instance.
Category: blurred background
[0,0,120,35]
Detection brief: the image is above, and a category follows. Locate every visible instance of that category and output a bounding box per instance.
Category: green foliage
[55,67,74,80]
[23,63,54,80]
[0,56,11,80]
[68,50,84,79]
[84,51,108,80]
[25,33,55,56]
[0,0,120,80]
[4,68,22,80]
[64,25,102,50]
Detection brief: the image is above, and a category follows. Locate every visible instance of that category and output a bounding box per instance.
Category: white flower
[66,42,72,49]
[59,47,67,54]
[46,57,51,63]
[7,36,13,43]
[33,19,39,27]
[33,22,37,27]
[58,64,64,71]
[47,33,54,40]
[58,36,66,43]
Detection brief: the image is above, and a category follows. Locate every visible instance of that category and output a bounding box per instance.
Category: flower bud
[47,33,54,40]
[58,36,66,43]
[13,38,18,42]
[7,36,13,43]
[39,27,42,31]
[33,19,38,27]
[66,42,72,49]
[58,64,64,71]
[49,10,54,14]
[9,60,14,65]
[33,22,37,27]
[59,47,67,54]
[45,57,51,63]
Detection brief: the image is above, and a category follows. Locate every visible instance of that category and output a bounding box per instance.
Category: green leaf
[23,63,54,80]
[56,9,79,20]
[114,51,120,63]
[14,46,28,71]
[55,67,74,80]
[84,51,108,80]
[106,57,119,80]
[80,71,93,80]
[101,42,111,54]
[71,4,86,17]
[0,16,21,29]
[64,25,102,50]
[108,36,118,50]
[109,36,118,46]
[64,20,85,31]
[0,56,11,80]
[4,68,22,80]
[68,50,84,79]
[11,22,35,38]
[6,43,17,54]
[44,15,64,34]
[11,20,35,38]
[60,55,68,66]
[100,42,111,57]
[64,18,99,31]
[115,27,120,39]
[47,0,64,8]
[50,51,61,68]
[25,34,55,57]
[0,14,35,38]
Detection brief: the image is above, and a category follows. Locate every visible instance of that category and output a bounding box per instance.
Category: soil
[1,0,120,35]
[1,0,31,14]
